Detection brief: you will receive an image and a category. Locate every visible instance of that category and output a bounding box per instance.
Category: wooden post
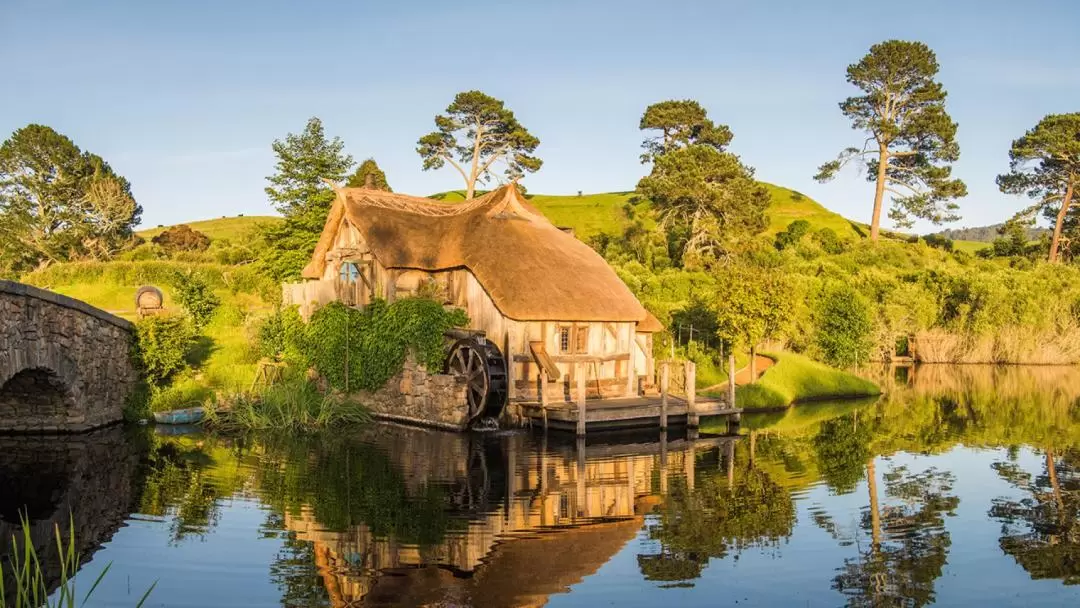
[576,361,587,436]
[726,440,735,488]
[626,329,636,397]
[749,345,757,382]
[727,353,736,409]
[660,360,670,430]
[506,332,517,402]
[539,369,549,430]
[685,360,697,428]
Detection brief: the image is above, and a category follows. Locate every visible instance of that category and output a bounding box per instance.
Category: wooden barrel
[135,285,164,315]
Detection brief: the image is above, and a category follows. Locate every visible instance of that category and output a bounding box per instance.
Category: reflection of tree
[814,413,872,494]
[834,463,959,607]
[134,436,231,543]
[265,524,331,608]
[990,448,1080,584]
[255,434,460,547]
[639,444,796,584]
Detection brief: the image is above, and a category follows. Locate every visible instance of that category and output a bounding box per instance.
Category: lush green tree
[639,99,733,163]
[814,413,872,494]
[712,263,793,362]
[815,40,966,241]
[0,124,141,274]
[416,90,541,199]
[815,282,873,367]
[261,117,354,281]
[637,145,770,264]
[345,157,392,191]
[996,113,1080,263]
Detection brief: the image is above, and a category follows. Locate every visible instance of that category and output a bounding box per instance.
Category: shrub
[814,283,873,367]
[133,315,198,385]
[207,380,370,431]
[152,224,211,253]
[170,270,220,329]
[775,220,811,250]
[813,227,846,254]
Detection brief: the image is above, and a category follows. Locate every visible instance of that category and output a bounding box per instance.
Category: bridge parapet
[0,281,137,432]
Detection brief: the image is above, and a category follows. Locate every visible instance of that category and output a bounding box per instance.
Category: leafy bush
[814,284,874,367]
[152,224,211,252]
[170,270,220,329]
[775,220,811,250]
[133,315,198,385]
[813,227,846,254]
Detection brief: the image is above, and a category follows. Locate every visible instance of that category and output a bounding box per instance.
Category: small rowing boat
[152,406,205,425]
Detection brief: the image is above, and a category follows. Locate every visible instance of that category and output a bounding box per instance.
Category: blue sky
[2,0,1077,231]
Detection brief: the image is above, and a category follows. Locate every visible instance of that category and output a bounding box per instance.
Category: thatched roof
[303,184,656,325]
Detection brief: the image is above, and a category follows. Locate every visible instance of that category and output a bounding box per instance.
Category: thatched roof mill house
[285,184,664,424]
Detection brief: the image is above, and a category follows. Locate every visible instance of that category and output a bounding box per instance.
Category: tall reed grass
[206,380,370,432]
[1,514,155,608]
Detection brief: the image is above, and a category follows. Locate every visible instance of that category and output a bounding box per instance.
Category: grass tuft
[726,351,880,410]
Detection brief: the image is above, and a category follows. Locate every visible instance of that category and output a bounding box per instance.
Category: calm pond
[3,365,1080,607]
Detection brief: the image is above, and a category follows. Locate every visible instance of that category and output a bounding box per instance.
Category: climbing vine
[260,299,468,393]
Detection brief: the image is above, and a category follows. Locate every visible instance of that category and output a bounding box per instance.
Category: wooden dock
[518,359,742,435]
[520,395,741,433]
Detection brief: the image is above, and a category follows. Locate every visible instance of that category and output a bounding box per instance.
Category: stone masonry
[357,353,471,430]
[0,281,137,432]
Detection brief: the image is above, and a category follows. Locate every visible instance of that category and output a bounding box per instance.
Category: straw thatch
[303,184,653,324]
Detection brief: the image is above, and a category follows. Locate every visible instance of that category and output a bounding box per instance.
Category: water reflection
[3,364,1080,606]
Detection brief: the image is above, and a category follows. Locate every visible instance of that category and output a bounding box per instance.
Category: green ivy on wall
[261,299,469,393]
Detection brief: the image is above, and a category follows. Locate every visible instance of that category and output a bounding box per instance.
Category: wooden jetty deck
[517,359,742,435]
[519,394,742,434]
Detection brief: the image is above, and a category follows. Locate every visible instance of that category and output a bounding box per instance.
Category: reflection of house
[282,427,729,607]
[285,184,663,401]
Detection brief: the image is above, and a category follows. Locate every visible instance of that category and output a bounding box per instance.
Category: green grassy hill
[435,183,867,241]
[137,215,280,241]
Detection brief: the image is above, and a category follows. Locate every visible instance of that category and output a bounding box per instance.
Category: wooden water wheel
[444,337,508,424]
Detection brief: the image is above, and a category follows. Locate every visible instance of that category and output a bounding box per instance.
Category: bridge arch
[0,281,136,432]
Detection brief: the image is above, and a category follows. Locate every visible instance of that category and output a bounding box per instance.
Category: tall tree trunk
[1049,178,1075,264]
[870,146,889,243]
[867,457,881,550]
[465,125,484,200]
[749,345,758,382]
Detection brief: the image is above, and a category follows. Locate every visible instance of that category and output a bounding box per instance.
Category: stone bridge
[0,281,137,432]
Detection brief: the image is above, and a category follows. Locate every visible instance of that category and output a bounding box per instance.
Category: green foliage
[712,264,793,350]
[639,99,733,162]
[637,144,770,264]
[815,40,966,237]
[774,220,811,250]
[268,300,468,393]
[997,113,1080,263]
[133,315,198,386]
[0,124,142,274]
[345,158,392,191]
[416,90,541,199]
[170,271,220,330]
[261,117,354,281]
[208,380,369,432]
[815,284,874,367]
[151,224,210,253]
[921,233,953,252]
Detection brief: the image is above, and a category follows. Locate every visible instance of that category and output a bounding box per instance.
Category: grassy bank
[717,352,880,410]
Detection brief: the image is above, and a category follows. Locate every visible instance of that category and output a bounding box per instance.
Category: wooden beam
[539,369,549,430]
[512,353,630,364]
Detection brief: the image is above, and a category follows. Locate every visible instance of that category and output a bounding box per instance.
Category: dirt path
[703,354,776,393]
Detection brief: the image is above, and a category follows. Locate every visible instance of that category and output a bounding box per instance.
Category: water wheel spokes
[445,337,507,425]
